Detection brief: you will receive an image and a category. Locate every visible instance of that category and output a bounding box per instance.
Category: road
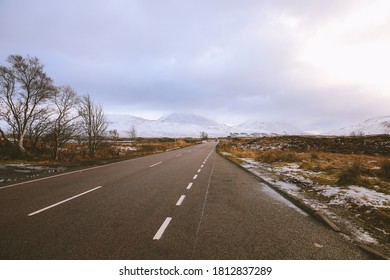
[0,142,370,259]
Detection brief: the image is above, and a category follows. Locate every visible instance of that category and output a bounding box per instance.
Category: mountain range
[107,113,390,138]
[327,116,390,136]
[108,113,303,138]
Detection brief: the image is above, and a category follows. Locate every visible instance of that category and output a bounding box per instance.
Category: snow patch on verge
[315,185,390,208]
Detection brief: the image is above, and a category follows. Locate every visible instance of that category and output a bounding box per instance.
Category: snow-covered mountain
[107,113,230,138]
[107,113,305,138]
[159,113,221,126]
[327,116,390,136]
[232,120,303,136]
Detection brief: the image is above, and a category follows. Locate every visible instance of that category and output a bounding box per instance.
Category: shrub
[378,159,390,181]
[336,162,364,186]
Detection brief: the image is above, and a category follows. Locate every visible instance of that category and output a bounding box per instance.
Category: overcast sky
[1,0,389,132]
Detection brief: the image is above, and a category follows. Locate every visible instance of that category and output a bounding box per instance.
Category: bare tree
[26,106,53,150]
[200,131,208,139]
[108,129,119,142]
[0,55,55,153]
[78,94,108,160]
[51,86,80,160]
[128,125,137,140]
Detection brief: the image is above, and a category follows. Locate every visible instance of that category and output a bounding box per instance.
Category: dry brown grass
[256,150,302,163]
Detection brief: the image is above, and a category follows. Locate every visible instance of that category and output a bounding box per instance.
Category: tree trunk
[17,133,27,154]
[54,139,59,160]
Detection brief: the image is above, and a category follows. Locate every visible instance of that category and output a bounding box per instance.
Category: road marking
[176,154,182,157]
[186,182,193,190]
[176,195,186,206]
[197,169,201,173]
[201,165,204,168]
[192,152,216,257]
[153,217,172,240]
[193,174,198,180]
[28,186,102,216]
[149,161,162,168]
[0,154,146,191]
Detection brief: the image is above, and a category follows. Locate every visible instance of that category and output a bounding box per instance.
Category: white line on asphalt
[192,151,216,257]
[149,161,162,168]
[28,186,102,216]
[0,154,148,190]
[176,195,186,206]
[193,174,198,180]
[201,165,204,168]
[176,154,182,157]
[186,182,193,190]
[153,217,172,240]
[197,169,201,173]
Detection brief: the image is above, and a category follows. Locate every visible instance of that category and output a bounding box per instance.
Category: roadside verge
[216,148,390,260]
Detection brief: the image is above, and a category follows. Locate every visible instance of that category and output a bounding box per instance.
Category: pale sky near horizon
[1,0,389,133]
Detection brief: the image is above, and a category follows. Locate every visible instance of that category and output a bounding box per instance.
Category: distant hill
[327,116,390,136]
[231,120,304,136]
[107,113,229,138]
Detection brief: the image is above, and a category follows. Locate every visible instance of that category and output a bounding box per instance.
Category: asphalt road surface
[0,142,370,259]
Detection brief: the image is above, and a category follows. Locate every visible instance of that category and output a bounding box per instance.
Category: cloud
[1,0,389,132]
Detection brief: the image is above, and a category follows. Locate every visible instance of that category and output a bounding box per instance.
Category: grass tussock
[336,162,366,186]
[256,150,302,164]
[379,159,390,181]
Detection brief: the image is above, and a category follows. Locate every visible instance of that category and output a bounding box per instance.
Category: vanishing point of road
[0,142,370,259]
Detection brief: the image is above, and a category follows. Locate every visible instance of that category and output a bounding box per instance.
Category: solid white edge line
[176,195,186,206]
[186,182,193,190]
[153,217,172,240]
[149,161,162,168]
[28,186,102,216]
[193,174,198,180]
[0,153,146,190]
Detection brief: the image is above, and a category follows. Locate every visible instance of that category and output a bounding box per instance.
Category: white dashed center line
[153,217,172,240]
[176,195,186,206]
[193,174,198,180]
[186,182,193,190]
[197,169,201,173]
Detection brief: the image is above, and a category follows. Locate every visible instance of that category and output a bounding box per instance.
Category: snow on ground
[315,185,390,208]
